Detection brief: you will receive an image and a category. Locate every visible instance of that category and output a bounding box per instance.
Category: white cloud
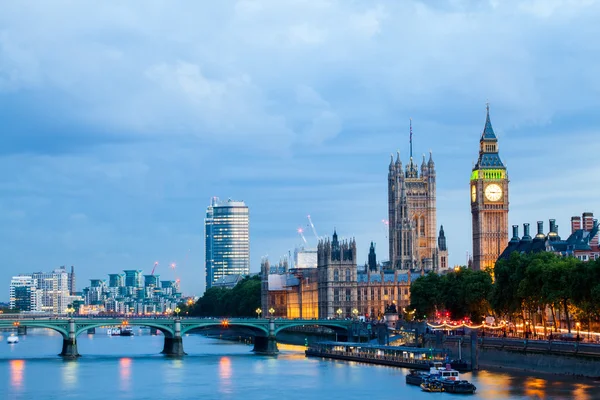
[1,0,600,293]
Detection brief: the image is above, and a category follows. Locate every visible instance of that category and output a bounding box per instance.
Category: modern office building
[80,269,182,315]
[68,266,76,295]
[123,270,143,288]
[32,267,70,314]
[9,275,41,311]
[205,197,250,290]
[9,267,71,313]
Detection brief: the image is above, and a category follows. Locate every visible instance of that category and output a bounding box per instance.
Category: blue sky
[1,0,600,297]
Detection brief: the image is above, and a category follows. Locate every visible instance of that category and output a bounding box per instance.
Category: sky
[1,0,600,298]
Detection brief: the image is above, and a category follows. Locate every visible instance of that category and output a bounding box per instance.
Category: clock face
[471,185,476,202]
[485,183,503,202]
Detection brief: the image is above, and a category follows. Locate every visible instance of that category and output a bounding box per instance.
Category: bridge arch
[274,321,351,336]
[181,321,269,336]
[0,321,69,338]
[74,320,175,338]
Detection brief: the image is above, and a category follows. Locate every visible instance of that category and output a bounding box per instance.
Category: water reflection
[219,356,232,394]
[119,357,132,392]
[572,383,593,400]
[524,377,547,398]
[62,360,78,389]
[10,359,25,390]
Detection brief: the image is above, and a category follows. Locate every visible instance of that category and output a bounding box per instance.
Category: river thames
[0,329,597,400]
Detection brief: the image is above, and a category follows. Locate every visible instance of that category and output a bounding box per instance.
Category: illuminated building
[9,276,41,312]
[32,267,70,314]
[261,233,412,320]
[471,105,510,271]
[80,269,181,315]
[317,231,358,319]
[388,121,447,273]
[205,197,250,289]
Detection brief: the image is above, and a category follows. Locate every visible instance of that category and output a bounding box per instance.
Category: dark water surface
[0,329,597,400]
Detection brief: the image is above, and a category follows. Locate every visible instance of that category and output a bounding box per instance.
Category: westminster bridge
[0,317,354,358]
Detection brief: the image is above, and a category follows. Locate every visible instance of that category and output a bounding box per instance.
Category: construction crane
[151,261,159,276]
[297,227,308,245]
[307,215,319,241]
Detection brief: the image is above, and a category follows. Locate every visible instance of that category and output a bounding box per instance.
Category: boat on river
[409,362,476,394]
[7,334,19,344]
[107,328,134,336]
[406,370,430,386]
[420,379,444,392]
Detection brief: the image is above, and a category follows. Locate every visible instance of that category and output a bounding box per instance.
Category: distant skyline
[1,1,600,297]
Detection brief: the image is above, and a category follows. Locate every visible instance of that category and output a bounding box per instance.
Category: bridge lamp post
[166,308,172,317]
[66,306,75,318]
[268,307,275,319]
[175,307,181,319]
[256,308,262,319]
[336,308,343,319]
[576,322,581,341]
[352,309,358,320]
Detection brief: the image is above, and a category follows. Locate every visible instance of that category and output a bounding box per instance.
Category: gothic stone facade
[261,233,413,320]
[471,106,509,271]
[317,232,358,319]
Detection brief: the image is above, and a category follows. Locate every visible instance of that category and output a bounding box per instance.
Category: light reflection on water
[9,359,24,390]
[119,357,132,392]
[0,329,598,400]
[219,356,232,395]
[62,360,78,389]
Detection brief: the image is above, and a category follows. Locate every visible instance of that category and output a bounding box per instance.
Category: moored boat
[119,328,134,336]
[7,334,19,344]
[420,379,444,392]
[406,370,429,386]
[441,379,477,394]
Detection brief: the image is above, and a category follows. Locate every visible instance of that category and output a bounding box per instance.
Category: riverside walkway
[0,317,352,358]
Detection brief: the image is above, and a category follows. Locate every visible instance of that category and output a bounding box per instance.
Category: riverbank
[305,348,433,370]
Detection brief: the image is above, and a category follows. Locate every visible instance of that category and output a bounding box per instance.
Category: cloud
[0,1,599,295]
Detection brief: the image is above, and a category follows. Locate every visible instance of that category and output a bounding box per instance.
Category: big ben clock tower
[471,104,509,272]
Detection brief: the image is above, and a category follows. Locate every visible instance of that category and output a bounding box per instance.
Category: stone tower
[471,105,509,272]
[436,226,449,272]
[317,231,358,319]
[388,120,439,272]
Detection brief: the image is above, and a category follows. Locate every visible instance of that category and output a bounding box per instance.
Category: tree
[189,275,261,317]
[409,273,443,319]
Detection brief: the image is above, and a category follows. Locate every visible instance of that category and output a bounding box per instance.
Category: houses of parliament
[261,106,511,319]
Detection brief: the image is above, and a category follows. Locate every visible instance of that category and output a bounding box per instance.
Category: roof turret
[482,103,497,141]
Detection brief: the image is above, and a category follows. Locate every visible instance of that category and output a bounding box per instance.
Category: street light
[576,322,581,341]
[352,309,359,319]
[66,306,75,317]
[336,308,343,319]
[255,308,262,318]
[525,321,530,339]
[268,307,275,318]
[175,307,181,318]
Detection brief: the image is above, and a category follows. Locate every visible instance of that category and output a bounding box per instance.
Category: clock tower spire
[470,104,509,272]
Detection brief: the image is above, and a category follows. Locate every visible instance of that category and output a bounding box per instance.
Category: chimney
[535,221,545,239]
[583,212,594,231]
[571,216,581,233]
[591,219,599,249]
[522,223,532,240]
[511,225,519,242]
[549,219,556,234]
